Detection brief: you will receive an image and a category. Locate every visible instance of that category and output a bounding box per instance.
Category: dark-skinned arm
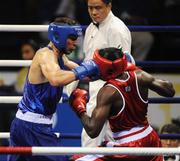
[70,86,116,138]
[138,70,175,97]
[80,86,115,138]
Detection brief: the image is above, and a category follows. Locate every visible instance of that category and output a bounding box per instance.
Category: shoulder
[37,47,51,54]
[37,47,53,58]
[97,85,119,104]
[109,15,130,34]
[85,23,94,33]
[135,69,153,85]
[135,69,148,77]
[35,47,56,65]
[134,69,144,79]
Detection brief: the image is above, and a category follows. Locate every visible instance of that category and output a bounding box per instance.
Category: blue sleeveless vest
[18,51,65,115]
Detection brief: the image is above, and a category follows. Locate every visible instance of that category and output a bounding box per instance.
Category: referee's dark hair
[85,0,112,5]
[103,0,112,5]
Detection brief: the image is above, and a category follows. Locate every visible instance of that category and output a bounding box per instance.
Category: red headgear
[93,48,127,81]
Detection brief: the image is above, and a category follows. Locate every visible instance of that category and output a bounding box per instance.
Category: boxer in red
[70,47,175,161]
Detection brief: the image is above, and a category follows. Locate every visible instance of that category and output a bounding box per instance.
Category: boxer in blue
[8,17,99,161]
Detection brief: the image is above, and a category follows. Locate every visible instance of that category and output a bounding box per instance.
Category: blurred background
[0,0,180,60]
[0,0,180,150]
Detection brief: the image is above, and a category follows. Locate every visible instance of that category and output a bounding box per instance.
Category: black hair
[85,0,112,5]
[21,39,39,52]
[53,17,78,26]
[160,123,180,134]
[103,0,112,5]
[99,47,123,61]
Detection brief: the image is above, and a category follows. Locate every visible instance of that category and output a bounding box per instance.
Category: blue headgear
[48,23,83,51]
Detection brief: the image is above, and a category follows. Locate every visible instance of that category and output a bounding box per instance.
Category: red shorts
[71,126,163,161]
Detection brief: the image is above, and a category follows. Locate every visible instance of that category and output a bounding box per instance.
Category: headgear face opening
[93,48,127,81]
[48,23,83,51]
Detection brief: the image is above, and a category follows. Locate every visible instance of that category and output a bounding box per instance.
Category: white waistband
[113,126,148,138]
[107,125,153,147]
[16,109,53,124]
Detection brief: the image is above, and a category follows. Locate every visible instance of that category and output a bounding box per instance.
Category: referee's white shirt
[81,11,132,147]
[83,11,132,114]
[83,11,131,60]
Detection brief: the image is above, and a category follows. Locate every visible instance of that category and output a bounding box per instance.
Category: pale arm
[40,52,76,86]
[62,54,79,70]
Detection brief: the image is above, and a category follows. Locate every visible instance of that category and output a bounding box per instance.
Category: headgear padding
[48,23,83,51]
[93,48,127,81]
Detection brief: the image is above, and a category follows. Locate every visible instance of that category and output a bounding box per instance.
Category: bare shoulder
[135,69,154,86]
[28,47,54,83]
[35,47,59,67]
[97,85,119,104]
[135,69,147,77]
[36,47,53,60]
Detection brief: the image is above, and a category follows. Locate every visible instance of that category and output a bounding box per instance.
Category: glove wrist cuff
[78,108,86,117]
[72,66,87,80]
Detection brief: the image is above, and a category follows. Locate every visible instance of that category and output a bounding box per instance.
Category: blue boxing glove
[124,51,136,64]
[73,60,100,80]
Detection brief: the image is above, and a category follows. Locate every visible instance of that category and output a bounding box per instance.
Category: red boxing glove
[69,88,88,117]
[126,62,139,71]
